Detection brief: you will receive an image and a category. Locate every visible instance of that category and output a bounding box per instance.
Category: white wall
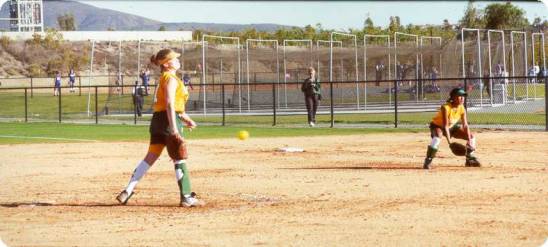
[0,31,193,41]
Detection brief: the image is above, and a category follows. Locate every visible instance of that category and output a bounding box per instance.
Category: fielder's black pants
[304,94,319,123]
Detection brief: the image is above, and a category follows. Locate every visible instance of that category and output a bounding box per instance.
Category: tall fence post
[24,88,28,122]
[545,75,547,131]
[330,80,334,128]
[133,88,137,125]
[95,86,98,124]
[30,77,33,98]
[58,87,62,123]
[394,79,398,128]
[272,82,277,126]
[464,77,468,109]
[222,83,226,126]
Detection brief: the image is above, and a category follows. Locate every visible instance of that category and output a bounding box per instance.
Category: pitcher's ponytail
[150,54,159,66]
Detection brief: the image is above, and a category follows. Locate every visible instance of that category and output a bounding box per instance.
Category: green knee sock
[426,145,438,159]
[175,162,192,196]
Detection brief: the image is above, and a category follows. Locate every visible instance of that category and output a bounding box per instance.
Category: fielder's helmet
[450,87,467,97]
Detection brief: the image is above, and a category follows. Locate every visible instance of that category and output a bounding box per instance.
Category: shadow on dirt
[281,166,424,170]
[0,202,181,208]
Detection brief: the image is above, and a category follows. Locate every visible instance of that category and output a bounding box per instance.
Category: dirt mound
[0,46,26,76]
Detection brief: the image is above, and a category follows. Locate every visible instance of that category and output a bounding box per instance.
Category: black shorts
[429,122,462,138]
[149,111,184,145]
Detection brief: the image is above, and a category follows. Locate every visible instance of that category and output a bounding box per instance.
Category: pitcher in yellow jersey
[116,48,203,207]
[423,87,481,169]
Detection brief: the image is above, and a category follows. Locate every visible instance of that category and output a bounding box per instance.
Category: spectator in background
[140,67,150,95]
[534,65,541,84]
[53,71,61,96]
[301,67,321,127]
[495,63,503,76]
[528,66,536,84]
[539,67,547,84]
[430,66,438,83]
[68,68,76,93]
[183,73,193,90]
[396,62,404,84]
[375,61,385,86]
[132,81,145,117]
[466,62,477,85]
[402,63,410,86]
[483,70,491,97]
[494,63,504,85]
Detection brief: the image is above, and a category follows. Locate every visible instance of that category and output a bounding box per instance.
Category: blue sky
[74,1,547,30]
[1,0,546,30]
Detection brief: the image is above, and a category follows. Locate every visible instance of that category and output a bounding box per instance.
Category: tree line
[1,2,543,77]
[188,2,546,43]
[54,2,546,44]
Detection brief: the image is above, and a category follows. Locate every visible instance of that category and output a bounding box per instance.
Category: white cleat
[180,193,205,207]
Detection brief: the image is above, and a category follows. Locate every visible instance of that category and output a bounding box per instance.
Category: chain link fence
[0,76,545,130]
[1,29,546,129]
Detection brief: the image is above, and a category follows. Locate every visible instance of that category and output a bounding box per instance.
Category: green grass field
[191,112,546,126]
[468,83,546,99]
[0,90,133,120]
[0,83,545,130]
[1,82,543,118]
[0,122,422,144]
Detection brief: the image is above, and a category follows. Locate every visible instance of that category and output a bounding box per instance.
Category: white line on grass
[0,135,98,142]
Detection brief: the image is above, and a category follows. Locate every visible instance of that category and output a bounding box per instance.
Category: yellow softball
[237,130,249,140]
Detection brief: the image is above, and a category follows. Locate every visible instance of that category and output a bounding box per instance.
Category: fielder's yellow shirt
[431,103,465,128]
[153,72,189,113]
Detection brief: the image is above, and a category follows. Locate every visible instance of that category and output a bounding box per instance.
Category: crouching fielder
[116,48,203,207]
[423,87,481,169]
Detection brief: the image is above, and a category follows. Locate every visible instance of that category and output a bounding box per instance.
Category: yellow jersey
[431,103,465,128]
[153,72,189,113]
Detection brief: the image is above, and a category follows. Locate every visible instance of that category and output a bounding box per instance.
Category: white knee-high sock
[125,160,150,194]
[430,137,441,149]
[470,136,477,149]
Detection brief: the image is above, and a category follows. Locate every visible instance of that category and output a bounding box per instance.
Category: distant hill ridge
[0,0,295,32]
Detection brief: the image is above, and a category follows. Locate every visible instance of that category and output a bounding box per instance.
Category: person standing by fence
[375,61,384,86]
[53,71,61,96]
[140,67,151,95]
[68,68,76,93]
[301,67,321,127]
[132,81,145,117]
[483,70,491,98]
[183,73,193,90]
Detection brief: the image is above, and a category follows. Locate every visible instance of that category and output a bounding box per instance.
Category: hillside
[0,0,294,32]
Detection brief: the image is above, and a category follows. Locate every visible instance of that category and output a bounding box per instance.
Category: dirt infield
[1,131,547,246]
